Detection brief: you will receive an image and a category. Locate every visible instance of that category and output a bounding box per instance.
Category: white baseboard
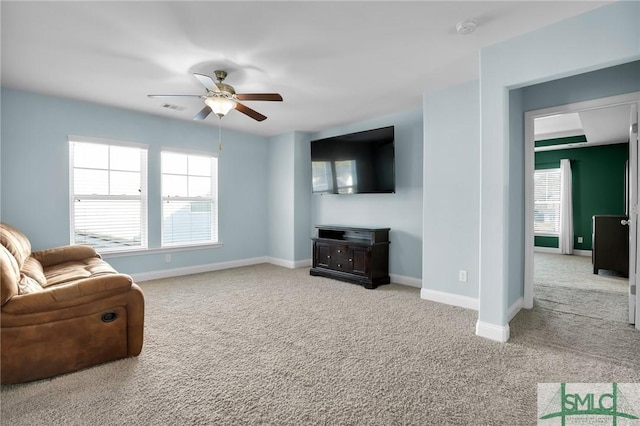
[534,246,561,254]
[131,257,268,282]
[294,259,313,268]
[508,297,524,321]
[390,273,421,288]
[137,255,420,286]
[534,246,592,257]
[267,257,312,269]
[476,320,510,342]
[420,288,479,310]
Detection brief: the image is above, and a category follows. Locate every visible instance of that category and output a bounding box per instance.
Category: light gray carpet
[512,252,637,368]
[534,252,628,294]
[533,252,629,323]
[2,263,639,425]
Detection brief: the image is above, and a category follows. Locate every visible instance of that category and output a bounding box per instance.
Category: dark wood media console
[310,225,390,289]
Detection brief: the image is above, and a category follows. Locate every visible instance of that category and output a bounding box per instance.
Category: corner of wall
[475,320,510,343]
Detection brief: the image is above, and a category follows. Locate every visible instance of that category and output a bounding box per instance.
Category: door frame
[629,102,639,328]
[524,91,640,312]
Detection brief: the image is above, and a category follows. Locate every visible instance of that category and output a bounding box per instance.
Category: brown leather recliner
[0,223,144,384]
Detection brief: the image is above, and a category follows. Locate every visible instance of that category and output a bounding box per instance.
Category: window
[70,138,148,251]
[311,160,357,194]
[534,168,561,235]
[161,151,218,246]
[335,160,357,194]
[312,161,333,193]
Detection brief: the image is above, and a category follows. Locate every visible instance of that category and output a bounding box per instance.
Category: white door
[629,102,639,327]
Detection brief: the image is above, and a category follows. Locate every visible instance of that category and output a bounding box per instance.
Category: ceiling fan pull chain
[218,118,222,152]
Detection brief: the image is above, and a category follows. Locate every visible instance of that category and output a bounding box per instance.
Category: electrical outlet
[165,254,171,263]
[577,236,583,244]
[458,270,467,282]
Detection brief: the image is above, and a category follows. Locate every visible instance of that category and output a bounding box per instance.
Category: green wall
[534,141,628,250]
[535,135,587,148]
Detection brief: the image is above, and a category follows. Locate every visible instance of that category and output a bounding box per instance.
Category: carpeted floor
[511,252,637,371]
[2,261,639,425]
[532,252,629,323]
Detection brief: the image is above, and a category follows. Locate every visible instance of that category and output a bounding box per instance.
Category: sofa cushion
[18,274,43,295]
[2,274,133,315]
[0,246,19,305]
[21,257,47,287]
[44,257,118,287]
[0,223,31,268]
[33,245,99,268]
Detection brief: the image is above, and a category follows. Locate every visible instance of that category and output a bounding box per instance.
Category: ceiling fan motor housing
[214,70,228,81]
[214,82,235,96]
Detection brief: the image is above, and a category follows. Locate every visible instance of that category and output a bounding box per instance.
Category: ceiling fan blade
[193,73,220,92]
[193,106,212,121]
[235,93,283,102]
[148,94,202,98]
[235,102,267,122]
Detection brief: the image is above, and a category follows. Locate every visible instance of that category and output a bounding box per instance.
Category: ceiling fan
[148,70,283,122]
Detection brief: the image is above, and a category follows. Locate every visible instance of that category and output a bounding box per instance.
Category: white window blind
[335,160,357,194]
[161,151,218,246]
[70,139,148,252]
[312,161,333,193]
[534,168,561,235]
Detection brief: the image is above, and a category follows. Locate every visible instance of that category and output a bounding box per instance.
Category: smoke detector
[456,20,477,35]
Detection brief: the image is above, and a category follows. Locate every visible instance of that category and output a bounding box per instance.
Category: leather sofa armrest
[32,245,100,267]
[1,274,133,315]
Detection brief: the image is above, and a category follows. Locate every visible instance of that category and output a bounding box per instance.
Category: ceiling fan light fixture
[205,96,236,117]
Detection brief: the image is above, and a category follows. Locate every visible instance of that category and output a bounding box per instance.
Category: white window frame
[161,149,218,247]
[534,167,561,237]
[312,161,334,193]
[69,136,148,253]
[335,159,357,194]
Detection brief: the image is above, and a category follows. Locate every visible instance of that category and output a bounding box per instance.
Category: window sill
[534,233,559,238]
[100,242,223,258]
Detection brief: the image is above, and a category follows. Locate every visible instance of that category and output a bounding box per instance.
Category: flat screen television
[310,126,395,194]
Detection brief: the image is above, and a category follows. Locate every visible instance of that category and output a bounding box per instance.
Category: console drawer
[330,244,351,260]
[329,259,354,273]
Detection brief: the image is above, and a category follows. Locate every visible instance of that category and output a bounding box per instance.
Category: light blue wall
[293,131,312,262]
[507,88,525,308]
[266,131,312,264]
[423,80,480,298]
[267,132,295,261]
[310,108,423,280]
[478,1,640,328]
[1,88,269,275]
[520,61,640,111]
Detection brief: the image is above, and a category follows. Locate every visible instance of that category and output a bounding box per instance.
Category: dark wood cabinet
[310,225,390,289]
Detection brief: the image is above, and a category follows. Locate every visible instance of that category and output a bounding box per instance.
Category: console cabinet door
[314,242,331,268]
[351,247,370,276]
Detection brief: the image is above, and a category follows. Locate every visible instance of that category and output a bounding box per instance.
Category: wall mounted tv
[310,126,395,194]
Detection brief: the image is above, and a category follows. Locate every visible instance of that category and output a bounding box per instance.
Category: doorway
[524,91,640,328]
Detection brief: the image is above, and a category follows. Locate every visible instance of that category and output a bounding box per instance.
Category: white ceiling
[1,1,612,137]
[579,105,632,145]
[534,105,632,145]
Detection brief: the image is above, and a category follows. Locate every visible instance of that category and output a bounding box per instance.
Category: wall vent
[162,103,186,111]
